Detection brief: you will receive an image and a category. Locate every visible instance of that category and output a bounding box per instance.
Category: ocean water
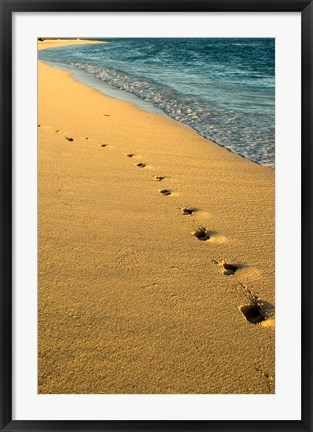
[39,38,275,166]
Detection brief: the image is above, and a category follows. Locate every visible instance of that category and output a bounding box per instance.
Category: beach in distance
[38,38,275,394]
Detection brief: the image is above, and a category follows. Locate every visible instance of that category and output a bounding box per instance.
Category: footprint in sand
[237,284,275,326]
[221,260,238,275]
[126,153,135,158]
[212,258,238,275]
[239,290,267,324]
[159,189,172,196]
[39,126,76,141]
[100,144,109,148]
[192,226,210,241]
[136,163,146,168]
[240,302,265,324]
[153,175,165,181]
[221,259,238,276]
[181,206,196,215]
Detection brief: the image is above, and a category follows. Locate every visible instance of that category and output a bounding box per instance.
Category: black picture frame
[1,1,312,431]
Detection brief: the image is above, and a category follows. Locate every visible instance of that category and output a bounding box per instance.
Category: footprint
[238,284,274,325]
[137,163,146,168]
[160,189,171,196]
[221,259,238,275]
[192,227,210,241]
[181,207,196,215]
[100,144,108,148]
[153,176,165,181]
[65,136,74,142]
[240,303,265,324]
[212,258,238,275]
[126,153,135,158]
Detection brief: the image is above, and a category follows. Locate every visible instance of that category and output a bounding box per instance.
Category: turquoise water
[39,38,275,166]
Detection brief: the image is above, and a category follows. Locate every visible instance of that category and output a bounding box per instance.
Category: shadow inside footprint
[181,207,197,215]
[193,227,210,240]
[240,304,265,324]
[160,189,171,196]
[153,176,165,181]
[137,163,146,168]
[101,144,108,148]
[65,136,74,142]
[127,154,134,158]
[222,260,238,275]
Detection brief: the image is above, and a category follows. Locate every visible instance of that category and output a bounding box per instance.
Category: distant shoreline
[38,39,105,50]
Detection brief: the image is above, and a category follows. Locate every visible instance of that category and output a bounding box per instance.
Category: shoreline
[38,39,274,168]
[42,58,274,170]
[38,40,275,394]
[38,39,105,50]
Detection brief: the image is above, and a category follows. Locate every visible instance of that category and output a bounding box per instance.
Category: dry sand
[38,40,275,394]
[38,39,105,50]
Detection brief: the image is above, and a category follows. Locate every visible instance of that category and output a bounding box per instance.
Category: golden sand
[38,39,105,50]
[38,40,275,394]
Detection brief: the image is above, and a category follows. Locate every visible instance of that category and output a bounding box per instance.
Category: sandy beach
[38,40,275,394]
[38,39,105,49]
